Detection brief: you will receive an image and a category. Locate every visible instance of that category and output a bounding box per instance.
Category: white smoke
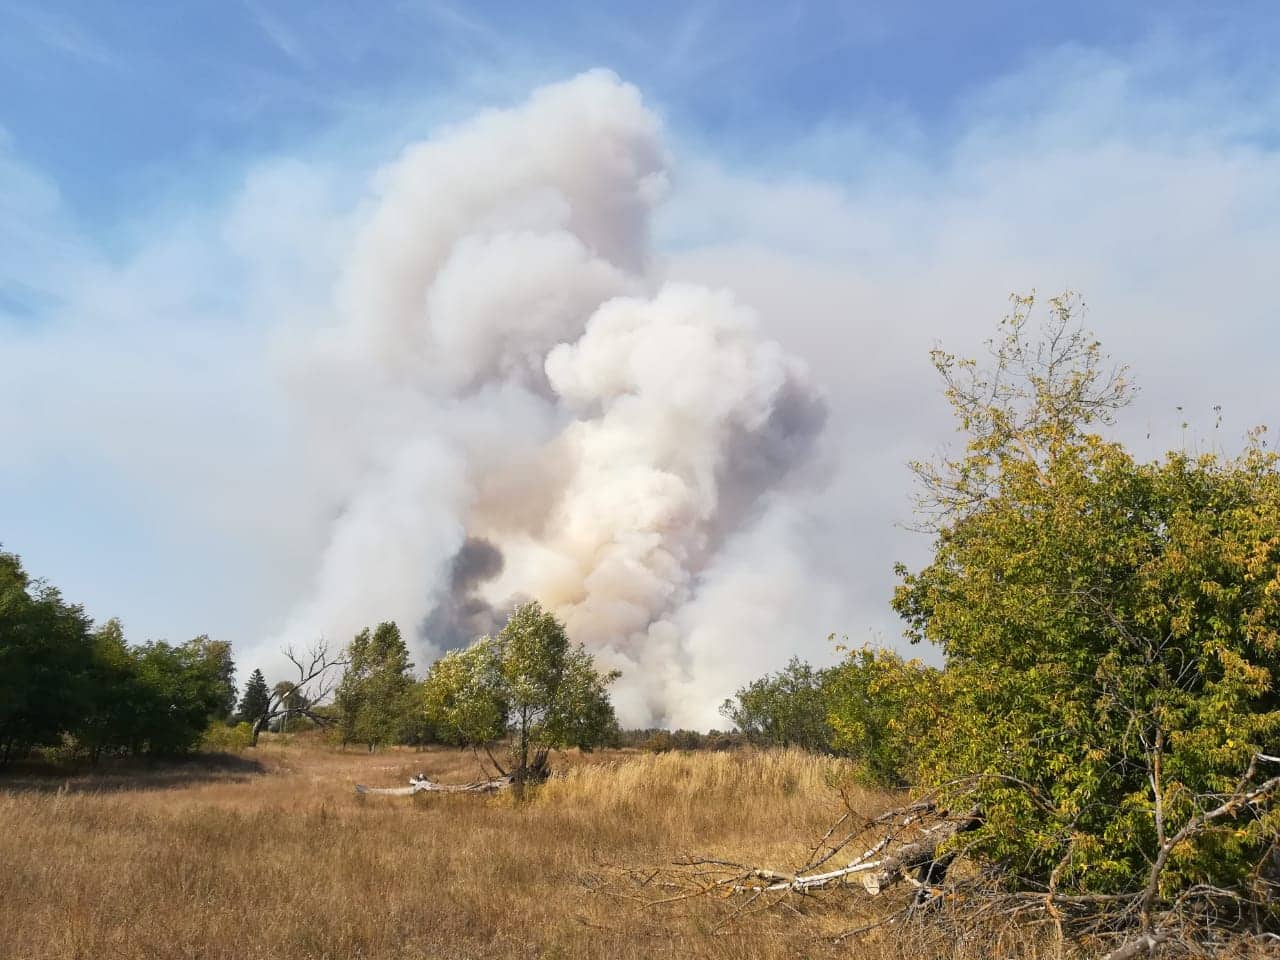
[272,70,828,726]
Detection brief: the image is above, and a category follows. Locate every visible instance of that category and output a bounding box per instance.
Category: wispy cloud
[3,2,119,67]
[243,0,314,69]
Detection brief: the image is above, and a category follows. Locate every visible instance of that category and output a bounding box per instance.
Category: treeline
[317,602,621,783]
[0,531,927,776]
[0,554,621,778]
[0,552,236,765]
[621,728,742,751]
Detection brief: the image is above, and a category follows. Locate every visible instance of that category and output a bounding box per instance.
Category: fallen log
[355,773,511,796]
[860,808,981,896]
[666,803,979,901]
[636,754,1280,955]
[1099,932,1170,960]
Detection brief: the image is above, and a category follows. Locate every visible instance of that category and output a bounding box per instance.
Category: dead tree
[248,641,347,745]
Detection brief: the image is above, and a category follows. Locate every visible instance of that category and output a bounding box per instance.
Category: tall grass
[8,741,1240,959]
[0,740,888,960]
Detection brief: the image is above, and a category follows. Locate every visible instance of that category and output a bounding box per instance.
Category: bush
[897,294,1280,903]
[824,646,941,786]
[642,731,674,753]
[719,657,834,752]
[200,722,253,753]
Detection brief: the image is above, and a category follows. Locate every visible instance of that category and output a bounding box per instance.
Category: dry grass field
[0,737,926,960]
[14,738,1250,960]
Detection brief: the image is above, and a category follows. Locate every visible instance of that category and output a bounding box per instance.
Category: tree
[76,618,147,762]
[652,295,1280,956]
[128,638,232,756]
[0,550,94,765]
[188,635,236,722]
[719,657,833,752]
[893,294,1280,931]
[335,621,414,751]
[236,669,271,727]
[0,549,236,763]
[417,638,507,757]
[824,645,942,786]
[421,601,620,786]
[246,641,346,745]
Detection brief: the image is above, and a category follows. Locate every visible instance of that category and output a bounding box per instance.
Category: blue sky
[2,1,1269,238]
[3,2,1280,718]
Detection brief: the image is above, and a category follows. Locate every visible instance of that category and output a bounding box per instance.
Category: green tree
[188,635,236,722]
[335,621,414,751]
[0,551,94,765]
[824,645,942,786]
[895,294,1280,910]
[421,601,620,784]
[720,656,833,752]
[130,638,232,756]
[0,550,233,763]
[76,618,147,761]
[418,638,508,760]
[235,669,271,726]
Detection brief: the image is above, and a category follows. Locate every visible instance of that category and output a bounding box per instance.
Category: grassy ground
[17,738,1254,959]
[0,737,910,960]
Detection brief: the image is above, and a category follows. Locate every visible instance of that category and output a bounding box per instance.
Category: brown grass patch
[0,737,899,959]
[7,738,1209,959]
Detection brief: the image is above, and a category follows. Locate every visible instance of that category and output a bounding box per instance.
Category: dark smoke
[420,536,506,650]
[712,378,828,541]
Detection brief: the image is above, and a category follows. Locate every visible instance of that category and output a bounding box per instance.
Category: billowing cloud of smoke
[10,40,1280,734]
[271,70,827,725]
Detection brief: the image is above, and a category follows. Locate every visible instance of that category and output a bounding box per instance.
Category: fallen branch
[355,773,511,796]
[608,754,1280,955]
[1100,931,1171,960]
[656,802,975,904]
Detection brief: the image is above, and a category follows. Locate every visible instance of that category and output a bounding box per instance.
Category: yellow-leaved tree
[895,294,1280,930]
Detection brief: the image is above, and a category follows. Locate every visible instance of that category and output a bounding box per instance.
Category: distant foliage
[720,657,834,752]
[824,646,941,786]
[629,728,740,752]
[0,550,236,765]
[719,648,940,785]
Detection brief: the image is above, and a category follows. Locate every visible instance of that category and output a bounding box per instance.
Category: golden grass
[9,739,1248,959]
[0,738,895,960]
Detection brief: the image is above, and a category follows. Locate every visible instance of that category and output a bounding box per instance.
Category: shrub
[200,722,254,753]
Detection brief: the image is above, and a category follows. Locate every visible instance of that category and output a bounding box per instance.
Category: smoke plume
[421,536,507,651]
[272,70,828,726]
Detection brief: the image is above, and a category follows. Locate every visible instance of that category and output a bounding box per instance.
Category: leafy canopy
[720,656,833,753]
[895,294,1280,899]
[335,621,415,750]
[420,601,620,780]
[824,646,942,786]
[0,550,235,763]
[0,550,94,761]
